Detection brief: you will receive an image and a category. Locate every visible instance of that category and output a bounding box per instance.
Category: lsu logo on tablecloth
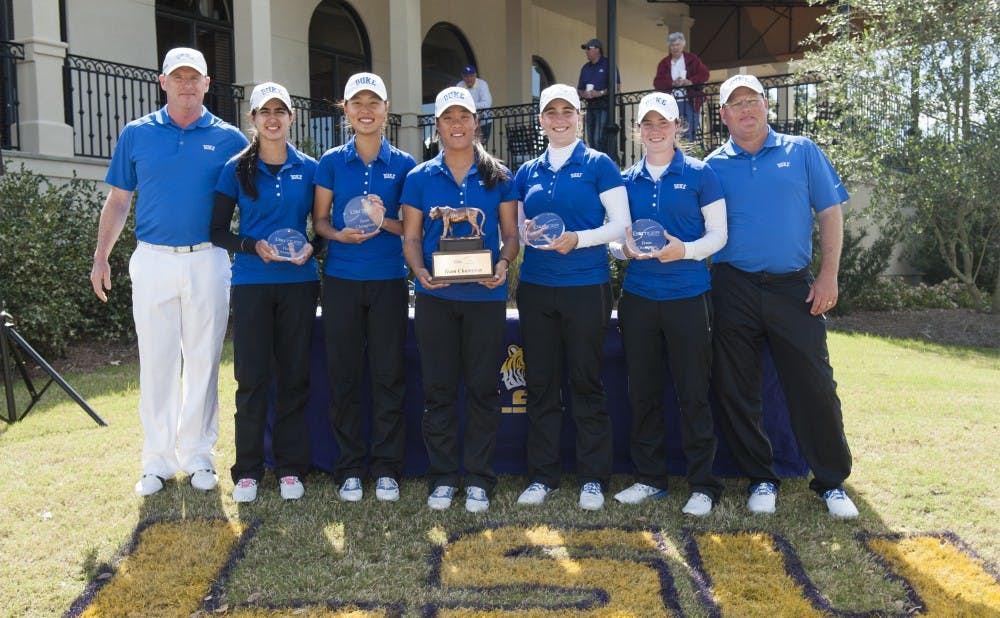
[500,344,526,414]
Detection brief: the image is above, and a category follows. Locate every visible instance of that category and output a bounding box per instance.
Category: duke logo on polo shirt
[777,161,791,168]
[570,173,583,179]
[674,183,687,190]
[203,144,215,151]
[383,173,396,180]
[290,174,303,180]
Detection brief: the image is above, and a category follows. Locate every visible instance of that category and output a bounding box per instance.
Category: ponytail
[235,131,261,200]
[474,141,509,190]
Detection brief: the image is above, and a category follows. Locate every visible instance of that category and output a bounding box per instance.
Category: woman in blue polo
[401,87,519,514]
[611,92,727,516]
[210,82,319,503]
[513,84,630,511]
[312,72,417,504]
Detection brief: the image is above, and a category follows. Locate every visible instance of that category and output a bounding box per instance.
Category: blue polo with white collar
[215,143,319,285]
[106,105,248,245]
[622,147,725,301]
[314,136,416,280]
[400,153,517,302]
[706,127,848,273]
[514,141,623,286]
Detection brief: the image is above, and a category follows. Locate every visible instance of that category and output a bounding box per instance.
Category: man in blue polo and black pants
[706,74,859,519]
[90,47,247,496]
[577,39,619,156]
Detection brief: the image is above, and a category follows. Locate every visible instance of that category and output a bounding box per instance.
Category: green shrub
[0,166,135,357]
[853,277,992,312]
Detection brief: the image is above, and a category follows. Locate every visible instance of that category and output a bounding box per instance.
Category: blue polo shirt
[706,127,849,273]
[106,106,248,245]
[314,136,416,280]
[514,141,623,286]
[215,143,319,285]
[622,148,725,301]
[400,153,517,302]
[576,57,620,108]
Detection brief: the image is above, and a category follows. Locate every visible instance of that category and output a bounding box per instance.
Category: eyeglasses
[724,97,763,110]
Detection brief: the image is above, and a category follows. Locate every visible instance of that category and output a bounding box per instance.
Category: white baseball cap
[161,47,207,76]
[249,82,292,112]
[344,72,388,101]
[434,87,476,117]
[637,92,679,122]
[539,84,581,112]
[719,74,765,106]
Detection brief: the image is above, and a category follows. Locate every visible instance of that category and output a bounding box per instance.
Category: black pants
[321,276,408,483]
[414,293,506,493]
[710,263,852,494]
[618,291,723,501]
[230,281,318,483]
[516,281,613,488]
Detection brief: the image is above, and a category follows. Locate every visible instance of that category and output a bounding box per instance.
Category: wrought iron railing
[0,40,24,151]
[64,54,243,159]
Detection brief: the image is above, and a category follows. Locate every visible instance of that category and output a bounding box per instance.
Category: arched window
[532,55,555,100]
[308,0,370,103]
[422,23,474,105]
[155,0,236,120]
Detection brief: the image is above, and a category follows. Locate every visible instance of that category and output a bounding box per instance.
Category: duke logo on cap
[344,72,388,101]
[162,47,208,76]
[719,74,765,106]
[539,84,581,112]
[637,92,679,123]
[434,87,476,117]
[249,82,292,112]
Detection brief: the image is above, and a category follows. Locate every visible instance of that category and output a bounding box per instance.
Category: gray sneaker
[338,477,363,502]
[579,482,605,510]
[427,485,456,510]
[375,477,400,502]
[681,492,713,516]
[465,486,489,513]
[232,478,258,503]
[517,482,556,505]
[747,482,777,514]
[190,469,218,491]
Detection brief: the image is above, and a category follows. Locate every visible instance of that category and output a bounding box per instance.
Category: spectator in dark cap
[456,64,493,147]
[577,38,619,155]
[654,32,710,141]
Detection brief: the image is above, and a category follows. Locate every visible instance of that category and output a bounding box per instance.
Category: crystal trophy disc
[266,228,308,261]
[631,218,667,254]
[427,205,494,283]
[523,212,565,248]
[342,195,384,234]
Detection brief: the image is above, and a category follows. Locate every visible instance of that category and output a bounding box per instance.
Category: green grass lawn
[0,332,997,617]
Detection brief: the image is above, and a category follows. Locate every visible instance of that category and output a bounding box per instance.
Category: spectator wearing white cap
[706,74,859,519]
[210,81,319,503]
[513,84,630,511]
[653,33,710,141]
[577,39,620,155]
[401,87,519,513]
[91,47,248,497]
[610,92,727,515]
[312,72,417,504]
[456,64,493,147]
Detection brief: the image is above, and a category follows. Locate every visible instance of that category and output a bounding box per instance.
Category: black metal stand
[1,304,107,426]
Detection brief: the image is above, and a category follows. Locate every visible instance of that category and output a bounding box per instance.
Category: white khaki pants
[129,244,231,478]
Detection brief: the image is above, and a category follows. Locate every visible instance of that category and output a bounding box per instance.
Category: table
[266,310,808,478]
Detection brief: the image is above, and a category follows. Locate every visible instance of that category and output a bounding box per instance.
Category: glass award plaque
[266,228,308,261]
[631,218,667,255]
[342,195,384,234]
[523,212,565,248]
[427,205,494,283]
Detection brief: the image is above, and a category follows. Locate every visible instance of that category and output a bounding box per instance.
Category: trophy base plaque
[430,237,494,283]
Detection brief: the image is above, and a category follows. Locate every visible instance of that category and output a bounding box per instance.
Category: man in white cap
[705,74,859,518]
[90,47,248,496]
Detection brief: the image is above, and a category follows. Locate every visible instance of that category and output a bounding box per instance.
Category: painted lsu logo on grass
[69,521,1000,617]
[500,344,526,414]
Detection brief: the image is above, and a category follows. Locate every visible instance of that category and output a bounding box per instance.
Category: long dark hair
[474,140,509,191]
[235,131,260,200]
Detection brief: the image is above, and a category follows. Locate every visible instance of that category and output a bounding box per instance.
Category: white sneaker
[427,486,456,510]
[681,492,713,517]
[517,482,557,505]
[279,476,304,500]
[375,477,400,502]
[465,486,489,513]
[232,478,258,503]
[135,474,164,497]
[191,469,218,491]
[747,482,777,514]
[822,488,859,518]
[338,477,363,502]
[579,482,605,511]
[613,483,668,505]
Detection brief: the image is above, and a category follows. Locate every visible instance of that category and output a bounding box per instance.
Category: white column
[504,0,532,105]
[12,0,74,157]
[233,0,272,120]
[389,0,423,161]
